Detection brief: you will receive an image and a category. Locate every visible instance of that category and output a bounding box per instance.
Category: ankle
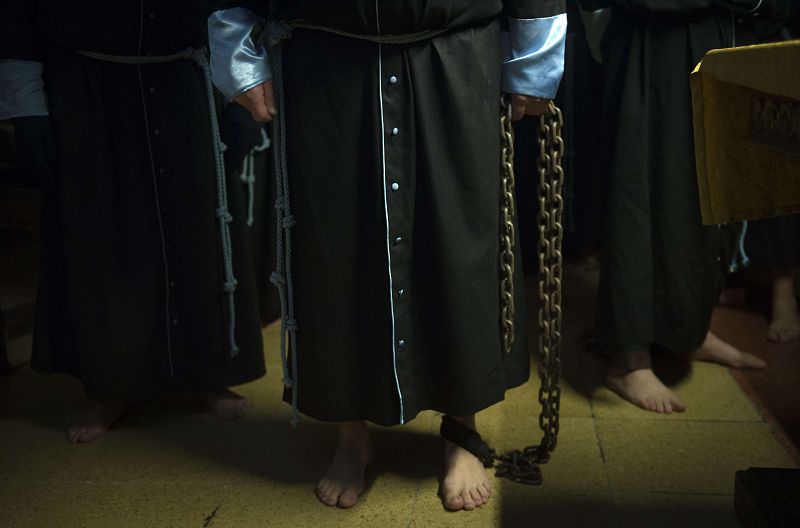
[338,421,370,445]
[446,414,476,430]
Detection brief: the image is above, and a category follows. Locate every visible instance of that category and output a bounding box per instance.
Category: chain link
[495,98,564,485]
[500,100,517,356]
[533,100,564,462]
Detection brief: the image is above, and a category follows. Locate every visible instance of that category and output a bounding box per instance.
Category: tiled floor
[0,237,796,527]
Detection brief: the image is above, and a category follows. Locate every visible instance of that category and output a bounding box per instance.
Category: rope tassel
[266,24,301,427]
[194,51,242,359]
[239,128,271,227]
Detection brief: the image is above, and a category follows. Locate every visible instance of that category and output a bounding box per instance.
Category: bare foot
[605,368,686,414]
[197,389,251,421]
[694,331,766,369]
[316,421,375,508]
[441,415,493,511]
[768,270,800,343]
[67,401,130,443]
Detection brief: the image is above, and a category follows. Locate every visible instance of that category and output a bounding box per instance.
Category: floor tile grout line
[403,412,437,528]
[590,417,771,424]
[403,482,422,528]
[643,490,734,497]
[581,348,626,528]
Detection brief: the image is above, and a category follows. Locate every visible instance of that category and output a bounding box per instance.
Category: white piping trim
[375,2,405,424]
[137,0,144,55]
[137,64,175,376]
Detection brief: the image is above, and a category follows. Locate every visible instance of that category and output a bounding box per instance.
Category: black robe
[216,0,565,425]
[595,1,736,370]
[745,215,800,268]
[0,1,265,401]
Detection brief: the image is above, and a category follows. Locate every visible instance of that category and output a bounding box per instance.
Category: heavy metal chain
[499,100,517,357]
[496,99,565,486]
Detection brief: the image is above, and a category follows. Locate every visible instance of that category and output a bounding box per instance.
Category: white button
[149,12,156,19]
[398,289,405,296]
[149,86,156,93]
[398,339,406,348]
[172,318,179,325]
[394,236,402,245]
[391,127,399,136]
[391,183,399,191]
[389,75,398,84]
[158,168,165,174]
[154,129,160,136]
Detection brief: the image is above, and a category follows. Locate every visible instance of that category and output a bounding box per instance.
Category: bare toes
[461,491,476,511]
[478,483,492,500]
[470,488,484,507]
[339,490,359,509]
[446,495,464,511]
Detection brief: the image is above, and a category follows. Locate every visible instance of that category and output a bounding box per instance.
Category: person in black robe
[0,1,265,442]
[745,216,800,342]
[593,0,774,415]
[208,0,566,511]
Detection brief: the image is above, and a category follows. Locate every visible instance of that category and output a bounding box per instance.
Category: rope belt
[76,47,241,359]
[264,21,448,427]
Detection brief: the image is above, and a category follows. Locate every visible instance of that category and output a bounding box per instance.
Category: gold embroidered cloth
[691,39,800,225]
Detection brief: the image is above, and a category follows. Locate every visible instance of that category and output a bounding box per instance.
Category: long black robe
[596,2,735,370]
[217,0,565,425]
[0,1,265,401]
[745,216,800,268]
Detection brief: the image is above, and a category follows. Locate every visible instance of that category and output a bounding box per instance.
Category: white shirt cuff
[0,59,49,120]
[502,14,568,99]
[208,7,272,101]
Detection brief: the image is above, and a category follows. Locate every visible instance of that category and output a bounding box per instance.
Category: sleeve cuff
[208,7,272,101]
[0,59,49,120]
[502,14,567,99]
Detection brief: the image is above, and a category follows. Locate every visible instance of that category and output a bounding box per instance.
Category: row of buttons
[145,76,179,330]
[387,72,406,351]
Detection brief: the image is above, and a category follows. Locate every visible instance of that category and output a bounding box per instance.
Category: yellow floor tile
[591,362,762,422]
[597,419,796,494]
[496,491,619,528]
[0,482,53,524]
[501,374,594,420]
[8,482,235,528]
[0,420,81,484]
[478,416,608,494]
[209,480,418,528]
[2,266,798,527]
[615,492,739,528]
[409,485,618,528]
